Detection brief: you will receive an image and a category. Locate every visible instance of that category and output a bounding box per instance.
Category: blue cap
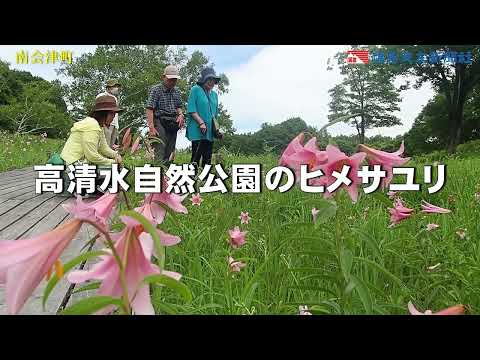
[197,67,221,85]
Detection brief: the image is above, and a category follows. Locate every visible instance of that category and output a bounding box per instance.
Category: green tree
[57,45,230,134]
[328,46,403,144]
[216,103,235,135]
[463,84,480,141]
[381,45,480,153]
[0,60,43,106]
[0,80,71,137]
[405,90,480,155]
[221,117,320,156]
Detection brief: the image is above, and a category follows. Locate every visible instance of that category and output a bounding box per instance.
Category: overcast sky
[0,45,435,149]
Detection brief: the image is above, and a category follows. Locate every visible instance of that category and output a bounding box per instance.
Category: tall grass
[0,130,64,173]
[122,149,480,315]
[2,132,479,315]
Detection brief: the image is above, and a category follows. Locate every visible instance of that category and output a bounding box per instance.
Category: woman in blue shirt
[186,67,222,168]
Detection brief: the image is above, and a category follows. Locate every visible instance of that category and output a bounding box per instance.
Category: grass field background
[1,131,479,315]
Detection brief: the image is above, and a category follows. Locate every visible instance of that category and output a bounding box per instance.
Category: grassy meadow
[1,132,479,315]
[123,149,480,315]
[0,130,64,173]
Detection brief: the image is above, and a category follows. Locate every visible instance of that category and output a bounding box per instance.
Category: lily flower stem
[334,192,347,312]
[121,189,132,211]
[227,271,233,314]
[335,192,343,262]
[83,220,131,315]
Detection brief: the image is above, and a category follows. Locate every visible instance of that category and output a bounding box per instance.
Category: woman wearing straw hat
[186,67,223,169]
[60,94,124,166]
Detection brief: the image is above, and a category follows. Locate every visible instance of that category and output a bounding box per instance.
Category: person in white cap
[145,65,185,166]
[96,79,121,149]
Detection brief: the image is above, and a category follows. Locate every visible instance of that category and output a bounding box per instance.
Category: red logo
[346,50,369,64]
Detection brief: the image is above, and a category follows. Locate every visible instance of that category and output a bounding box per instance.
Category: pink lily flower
[122,128,132,149]
[135,183,188,227]
[426,223,440,231]
[0,192,118,315]
[286,137,328,171]
[279,133,306,166]
[316,145,366,203]
[304,137,328,164]
[228,226,247,249]
[421,200,451,214]
[279,133,328,180]
[68,216,181,315]
[239,211,251,225]
[311,208,320,223]
[148,177,189,214]
[191,193,203,206]
[408,301,465,315]
[388,198,414,226]
[119,215,181,247]
[0,219,83,315]
[134,200,167,225]
[299,305,312,315]
[62,192,118,229]
[357,141,410,188]
[228,256,246,272]
[130,136,141,154]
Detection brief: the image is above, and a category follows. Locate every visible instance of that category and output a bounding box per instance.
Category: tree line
[327,45,480,154]
[1,45,479,156]
[0,60,71,137]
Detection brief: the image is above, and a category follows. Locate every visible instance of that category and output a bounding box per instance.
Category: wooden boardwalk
[0,167,100,315]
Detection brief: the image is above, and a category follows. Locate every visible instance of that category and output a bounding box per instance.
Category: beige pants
[103,125,118,148]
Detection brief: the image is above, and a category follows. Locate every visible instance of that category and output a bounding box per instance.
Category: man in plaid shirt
[145,65,185,165]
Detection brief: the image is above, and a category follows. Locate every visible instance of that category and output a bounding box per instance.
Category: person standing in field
[186,67,223,169]
[145,65,185,166]
[96,79,122,149]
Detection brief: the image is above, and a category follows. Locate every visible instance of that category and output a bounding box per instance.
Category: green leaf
[141,274,192,303]
[240,238,290,302]
[72,281,101,295]
[340,247,353,282]
[43,250,108,311]
[147,137,164,146]
[313,199,338,227]
[309,306,332,314]
[295,238,336,250]
[109,223,125,232]
[243,282,258,309]
[344,280,356,296]
[351,228,382,259]
[154,302,178,315]
[371,191,393,208]
[319,300,342,314]
[287,285,338,297]
[122,210,165,270]
[79,234,100,252]
[190,303,224,314]
[350,275,373,314]
[355,256,409,294]
[59,296,124,315]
